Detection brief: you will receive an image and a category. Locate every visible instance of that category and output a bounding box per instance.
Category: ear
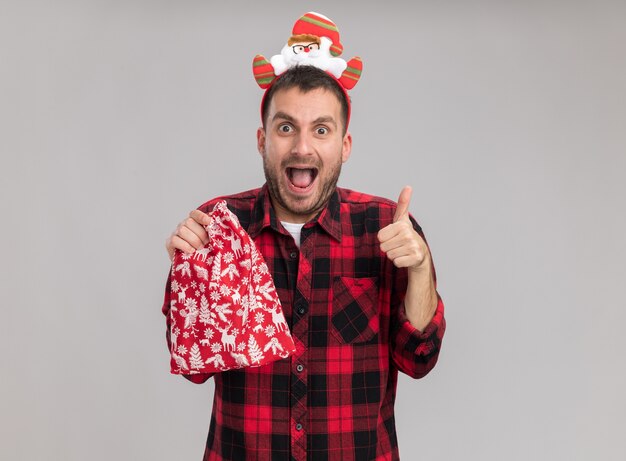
[341,132,352,163]
[257,127,266,156]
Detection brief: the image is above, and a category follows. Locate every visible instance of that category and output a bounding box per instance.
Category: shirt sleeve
[161,270,214,384]
[391,294,445,379]
[389,215,446,379]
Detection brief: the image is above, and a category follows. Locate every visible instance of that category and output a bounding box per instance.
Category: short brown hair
[261,66,350,134]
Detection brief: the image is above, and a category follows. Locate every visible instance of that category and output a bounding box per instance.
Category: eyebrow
[312,116,337,129]
[272,112,337,129]
[272,111,295,123]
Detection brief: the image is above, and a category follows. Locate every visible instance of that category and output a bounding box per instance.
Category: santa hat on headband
[292,12,344,57]
[252,12,363,91]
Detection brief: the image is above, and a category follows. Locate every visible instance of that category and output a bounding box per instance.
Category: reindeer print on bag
[168,200,296,375]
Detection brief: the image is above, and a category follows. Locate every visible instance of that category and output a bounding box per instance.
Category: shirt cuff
[397,295,445,354]
[183,373,212,384]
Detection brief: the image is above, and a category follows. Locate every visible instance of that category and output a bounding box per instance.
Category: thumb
[393,186,412,223]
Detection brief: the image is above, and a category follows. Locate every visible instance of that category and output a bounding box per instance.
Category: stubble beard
[263,154,342,222]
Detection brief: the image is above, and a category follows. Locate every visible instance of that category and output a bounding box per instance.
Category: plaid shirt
[162,184,446,461]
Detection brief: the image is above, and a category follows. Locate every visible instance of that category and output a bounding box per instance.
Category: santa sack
[168,200,296,374]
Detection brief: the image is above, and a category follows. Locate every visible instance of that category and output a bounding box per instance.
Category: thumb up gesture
[377,186,431,274]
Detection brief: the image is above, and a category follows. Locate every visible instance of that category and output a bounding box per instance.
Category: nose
[304,47,310,53]
[292,131,313,156]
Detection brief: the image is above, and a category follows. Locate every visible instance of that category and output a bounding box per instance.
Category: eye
[278,124,293,133]
[316,127,329,135]
[292,45,305,54]
[308,43,320,51]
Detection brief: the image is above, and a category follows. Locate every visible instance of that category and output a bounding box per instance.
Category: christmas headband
[252,11,363,128]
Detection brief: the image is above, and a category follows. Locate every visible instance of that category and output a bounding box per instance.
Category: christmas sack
[168,200,296,374]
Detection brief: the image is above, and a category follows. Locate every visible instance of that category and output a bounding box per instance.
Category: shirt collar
[248,183,342,242]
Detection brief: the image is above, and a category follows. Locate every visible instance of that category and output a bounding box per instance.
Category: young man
[162,65,445,460]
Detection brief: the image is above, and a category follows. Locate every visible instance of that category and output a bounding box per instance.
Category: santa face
[257,87,351,223]
[281,41,323,66]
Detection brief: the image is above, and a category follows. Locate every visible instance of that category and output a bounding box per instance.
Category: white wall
[1,1,625,459]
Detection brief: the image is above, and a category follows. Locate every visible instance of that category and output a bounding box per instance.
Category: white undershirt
[280,221,305,248]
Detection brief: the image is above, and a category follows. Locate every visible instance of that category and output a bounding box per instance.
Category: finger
[190,209,211,226]
[378,219,413,243]
[384,245,410,261]
[380,235,411,254]
[393,186,412,223]
[167,234,197,259]
[390,255,419,269]
[176,224,208,250]
[183,216,210,242]
[385,241,422,261]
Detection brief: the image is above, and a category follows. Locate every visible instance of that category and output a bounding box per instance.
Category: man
[163,64,445,460]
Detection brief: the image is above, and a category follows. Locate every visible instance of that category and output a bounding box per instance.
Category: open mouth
[286,167,318,190]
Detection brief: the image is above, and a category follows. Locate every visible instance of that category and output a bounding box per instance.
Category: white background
[1,1,625,459]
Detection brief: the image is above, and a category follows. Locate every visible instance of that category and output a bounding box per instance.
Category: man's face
[257,86,352,223]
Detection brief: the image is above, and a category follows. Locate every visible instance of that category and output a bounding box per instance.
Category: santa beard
[262,153,343,222]
[278,44,343,77]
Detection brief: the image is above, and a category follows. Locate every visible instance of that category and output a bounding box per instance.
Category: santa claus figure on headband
[270,32,347,79]
[253,11,363,90]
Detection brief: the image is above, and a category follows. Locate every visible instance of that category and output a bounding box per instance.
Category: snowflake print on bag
[169,200,296,374]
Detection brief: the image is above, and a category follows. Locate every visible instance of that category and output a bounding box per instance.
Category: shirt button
[296,364,304,373]
[297,305,307,315]
[289,251,297,259]
[295,423,303,431]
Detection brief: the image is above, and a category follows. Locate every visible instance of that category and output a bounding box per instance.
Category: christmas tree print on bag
[168,201,296,374]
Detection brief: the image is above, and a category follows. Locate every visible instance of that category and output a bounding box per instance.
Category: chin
[280,185,320,213]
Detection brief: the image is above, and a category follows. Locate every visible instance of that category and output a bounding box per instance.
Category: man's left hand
[378,186,438,330]
[377,186,431,274]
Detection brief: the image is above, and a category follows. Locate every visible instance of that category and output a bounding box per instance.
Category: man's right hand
[165,209,211,262]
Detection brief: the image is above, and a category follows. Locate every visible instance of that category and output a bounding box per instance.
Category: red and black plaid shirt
[162,184,446,461]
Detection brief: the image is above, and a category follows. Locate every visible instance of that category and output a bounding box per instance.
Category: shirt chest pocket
[331,276,380,344]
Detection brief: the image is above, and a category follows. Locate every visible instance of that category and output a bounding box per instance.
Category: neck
[271,198,319,224]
